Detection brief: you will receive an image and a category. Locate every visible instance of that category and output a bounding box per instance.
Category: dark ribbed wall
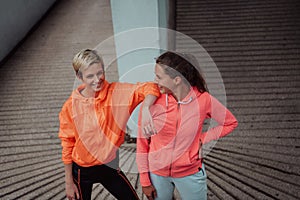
[176,0,300,199]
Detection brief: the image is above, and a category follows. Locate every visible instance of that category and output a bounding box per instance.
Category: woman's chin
[94,87,102,92]
[93,83,103,92]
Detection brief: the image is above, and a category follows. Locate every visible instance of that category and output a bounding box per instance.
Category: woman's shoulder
[195,90,210,99]
[60,95,73,114]
[109,81,135,90]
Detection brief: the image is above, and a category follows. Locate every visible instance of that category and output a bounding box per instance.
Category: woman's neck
[80,88,96,98]
[172,84,190,101]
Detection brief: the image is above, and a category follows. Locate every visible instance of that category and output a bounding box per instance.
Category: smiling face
[154,64,176,94]
[79,63,105,95]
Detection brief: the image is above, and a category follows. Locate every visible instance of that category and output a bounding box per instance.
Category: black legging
[72,157,139,200]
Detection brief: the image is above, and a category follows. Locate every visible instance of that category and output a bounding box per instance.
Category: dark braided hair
[156,51,208,93]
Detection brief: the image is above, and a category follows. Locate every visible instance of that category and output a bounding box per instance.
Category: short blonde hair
[72,49,104,76]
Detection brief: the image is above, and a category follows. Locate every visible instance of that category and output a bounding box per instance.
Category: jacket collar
[165,86,201,107]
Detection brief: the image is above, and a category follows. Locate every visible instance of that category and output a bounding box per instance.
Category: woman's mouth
[92,82,102,90]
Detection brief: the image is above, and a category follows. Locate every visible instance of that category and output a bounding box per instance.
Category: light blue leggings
[150,164,207,200]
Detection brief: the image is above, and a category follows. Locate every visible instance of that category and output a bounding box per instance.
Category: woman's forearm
[64,163,73,183]
[141,94,157,136]
[143,94,157,108]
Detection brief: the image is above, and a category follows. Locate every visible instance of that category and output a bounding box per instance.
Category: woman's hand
[141,106,156,138]
[142,185,157,200]
[64,164,79,200]
[65,181,79,200]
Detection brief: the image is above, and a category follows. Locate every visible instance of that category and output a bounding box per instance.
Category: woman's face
[154,64,175,94]
[80,63,105,93]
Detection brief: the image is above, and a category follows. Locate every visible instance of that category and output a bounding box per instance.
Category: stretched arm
[64,164,79,200]
[137,113,157,199]
[141,94,157,137]
[137,97,158,200]
[128,82,160,137]
[58,104,79,200]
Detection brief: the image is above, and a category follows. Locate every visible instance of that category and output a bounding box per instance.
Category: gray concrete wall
[0,0,56,63]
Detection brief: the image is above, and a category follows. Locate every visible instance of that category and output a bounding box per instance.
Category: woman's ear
[174,76,182,85]
[76,72,83,80]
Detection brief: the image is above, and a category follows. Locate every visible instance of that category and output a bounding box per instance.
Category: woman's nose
[94,76,100,82]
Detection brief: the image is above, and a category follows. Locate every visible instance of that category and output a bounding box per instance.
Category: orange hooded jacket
[58,80,160,167]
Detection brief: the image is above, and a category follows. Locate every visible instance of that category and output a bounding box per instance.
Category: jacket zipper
[169,103,180,176]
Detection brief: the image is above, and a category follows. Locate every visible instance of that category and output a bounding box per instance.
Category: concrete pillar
[110,0,169,137]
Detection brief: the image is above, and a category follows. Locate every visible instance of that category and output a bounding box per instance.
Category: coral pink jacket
[136,87,238,186]
[59,81,160,167]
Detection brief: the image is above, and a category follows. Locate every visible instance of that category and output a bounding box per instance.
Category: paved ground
[0,0,299,199]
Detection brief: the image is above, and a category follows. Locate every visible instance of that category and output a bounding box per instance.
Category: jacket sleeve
[135,82,160,98]
[136,108,152,187]
[201,93,238,144]
[58,102,75,164]
[128,82,160,113]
